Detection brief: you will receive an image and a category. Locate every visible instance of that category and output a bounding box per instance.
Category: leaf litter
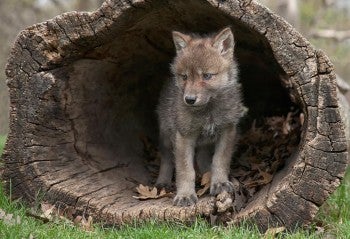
[232,108,302,201]
[137,108,302,213]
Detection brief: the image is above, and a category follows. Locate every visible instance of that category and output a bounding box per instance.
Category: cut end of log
[1,0,348,231]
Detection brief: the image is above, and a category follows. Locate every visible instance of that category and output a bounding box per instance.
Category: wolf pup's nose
[185,96,197,105]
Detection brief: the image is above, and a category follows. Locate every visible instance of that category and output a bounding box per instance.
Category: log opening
[2,0,347,231]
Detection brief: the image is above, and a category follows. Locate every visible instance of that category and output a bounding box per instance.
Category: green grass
[0,135,6,155]
[0,135,349,238]
[316,169,350,237]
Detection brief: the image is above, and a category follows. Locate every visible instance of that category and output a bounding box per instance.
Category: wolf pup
[156,27,245,206]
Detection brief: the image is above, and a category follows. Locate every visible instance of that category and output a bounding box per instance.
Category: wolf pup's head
[171,27,238,108]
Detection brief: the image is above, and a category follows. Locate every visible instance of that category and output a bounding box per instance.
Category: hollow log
[2,0,349,231]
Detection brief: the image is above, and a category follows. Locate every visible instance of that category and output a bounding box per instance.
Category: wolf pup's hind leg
[155,137,174,189]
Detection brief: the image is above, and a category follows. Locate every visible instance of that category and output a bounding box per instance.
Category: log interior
[41,0,299,218]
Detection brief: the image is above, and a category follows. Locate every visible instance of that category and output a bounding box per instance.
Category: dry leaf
[73,215,83,225]
[63,207,77,220]
[231,178,247,212]
[270,158,283,173]
[26,202,56,223]
[231,168,251,177]
[282,112,292,135]
[133,184,172,200]
[197,184,210,197]
[244,169,273,188]
[81,215,94,232]
[138,184,157,198]
[41,202,55,220]
[201,172,211,186]
[0,208,21,226]
[216,191,233,213]
[27,202,74,224]
[197,172,211,197]
[74,215,94,231]
[264,226,285,238]
[158,188,173,199]
[258,169,273,184]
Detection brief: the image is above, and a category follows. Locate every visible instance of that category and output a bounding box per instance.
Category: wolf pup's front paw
[210,181,234,196]
[173,193,198,206]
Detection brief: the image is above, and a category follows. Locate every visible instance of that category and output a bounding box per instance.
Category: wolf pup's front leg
[210,126,236,195]
[173,131,198,206]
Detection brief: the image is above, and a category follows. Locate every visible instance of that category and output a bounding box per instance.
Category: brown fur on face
[171,28,236,107]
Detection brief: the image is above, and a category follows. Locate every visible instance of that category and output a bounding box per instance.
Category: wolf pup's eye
[202,73,213,80]
[179,74,187,80]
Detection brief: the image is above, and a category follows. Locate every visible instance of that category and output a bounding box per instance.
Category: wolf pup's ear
[172,31,191,52]
[212,27,234,56]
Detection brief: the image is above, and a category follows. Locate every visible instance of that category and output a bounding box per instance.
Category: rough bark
[1,0,348,231]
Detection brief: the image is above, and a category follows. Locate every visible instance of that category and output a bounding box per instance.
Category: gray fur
[156,27,245,206]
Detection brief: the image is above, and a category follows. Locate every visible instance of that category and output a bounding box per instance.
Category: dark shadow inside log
[2,0,347,231]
